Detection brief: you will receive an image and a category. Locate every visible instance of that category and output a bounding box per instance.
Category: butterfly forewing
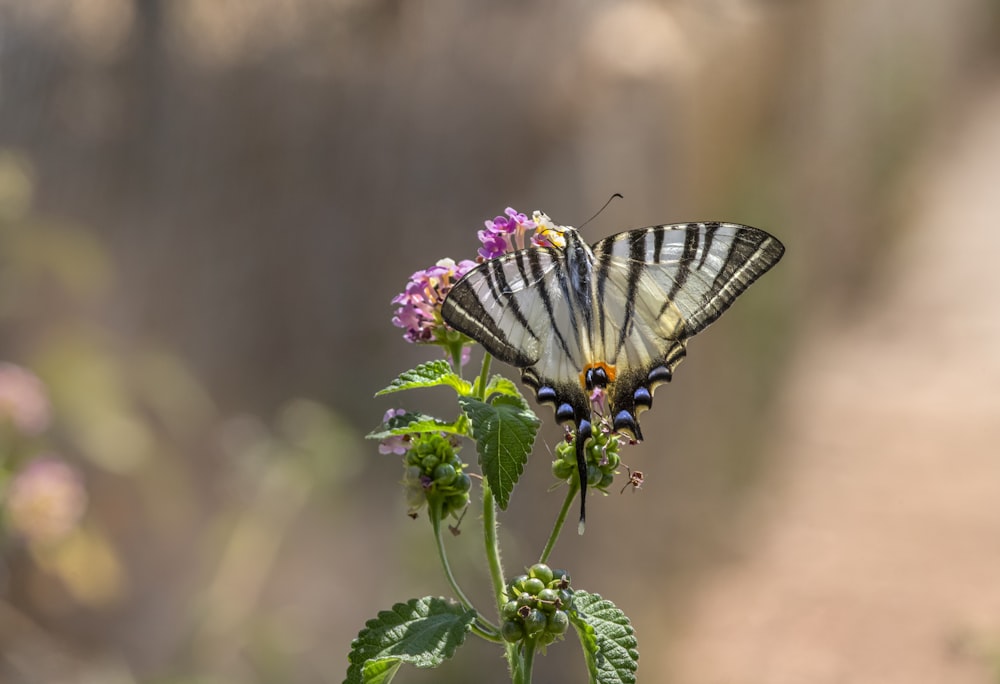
[442,248,586,373]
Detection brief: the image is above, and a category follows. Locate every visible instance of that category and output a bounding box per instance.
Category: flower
[391,258,477,344]
[0,363,51,436]
[477,207,535,258]
[4,457,87,545]
[529,211,568,249]
[477,228,509,260]
[378,409,410,455]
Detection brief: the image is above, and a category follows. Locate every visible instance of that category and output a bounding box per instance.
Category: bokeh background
[1,1,999,682]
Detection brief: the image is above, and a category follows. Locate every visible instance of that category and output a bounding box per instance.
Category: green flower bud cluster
[500,563,572,646]
[402,433,472,518]
[550,428,622,492]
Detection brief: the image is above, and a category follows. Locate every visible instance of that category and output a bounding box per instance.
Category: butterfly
[441,221,784,530]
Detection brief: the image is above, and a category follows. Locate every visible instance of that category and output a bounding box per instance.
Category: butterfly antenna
[578,193,623,230]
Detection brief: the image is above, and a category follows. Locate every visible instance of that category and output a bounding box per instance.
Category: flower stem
[430,500,500,639]
[538,479,579,565]
[448,342,464,379]
[476,352,492,400]
[520,641,537,684]
[481,478,507,612]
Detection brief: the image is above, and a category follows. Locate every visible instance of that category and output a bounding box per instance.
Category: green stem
[538,479,579,565]
[448,342,464,380]
[476,352,492,400]
[481,478,506,612]
[520,640,536,684]
[430,500,500,638]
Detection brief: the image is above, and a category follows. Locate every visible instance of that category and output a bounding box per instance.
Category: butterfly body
[441,221,784,528]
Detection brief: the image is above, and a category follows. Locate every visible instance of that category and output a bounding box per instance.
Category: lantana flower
[477,208,571,259]
[477,207,535,259]
[391,258,477,344]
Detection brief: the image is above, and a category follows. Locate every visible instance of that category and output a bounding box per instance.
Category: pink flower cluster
[0,362,50,435]
[5,457,87,544]
[391,258,477,344]
[477,207,535,259]
[477,208,566,259]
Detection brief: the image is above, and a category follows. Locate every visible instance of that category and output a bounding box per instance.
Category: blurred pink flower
[5,457,87,544]
[0,362,51,435]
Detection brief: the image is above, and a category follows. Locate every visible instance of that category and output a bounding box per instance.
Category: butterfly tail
[575,419,593,535]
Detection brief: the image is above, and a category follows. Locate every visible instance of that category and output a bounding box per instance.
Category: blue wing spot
[556,403,576,423]
[536,386,557,403]
[647,365,672,385]
[633,387,652,408]
[613,410,637,433]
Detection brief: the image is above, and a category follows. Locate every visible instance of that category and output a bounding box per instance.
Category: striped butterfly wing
[441,247,593,425]
[592,222,785,439]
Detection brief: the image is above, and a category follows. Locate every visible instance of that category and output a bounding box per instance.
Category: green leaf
[375,361,471,396]
[366,412,463,440]
[569,591,639,684]
[483,374,524,402]
[358,659,401,684]
[344,597,476,684]
[458,393,539,510]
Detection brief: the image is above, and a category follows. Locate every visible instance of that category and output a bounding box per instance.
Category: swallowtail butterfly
[441,221,784,529]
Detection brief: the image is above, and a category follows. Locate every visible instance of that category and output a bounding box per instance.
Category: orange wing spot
[579,361,617,389]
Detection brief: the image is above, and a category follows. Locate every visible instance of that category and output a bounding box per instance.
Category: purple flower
[391,258,477,344]
[477,229,509,259]
[477,207,535,258]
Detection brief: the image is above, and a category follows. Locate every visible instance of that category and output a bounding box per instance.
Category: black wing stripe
[594,242,615,354]
[652,227,665,264]
[696,223,717,269]
[613,231,647,358]
[657,223,701,320]
[486,258,539,346]
[527,249,576,363]
[687,229,785,333]
[443,278,533,366]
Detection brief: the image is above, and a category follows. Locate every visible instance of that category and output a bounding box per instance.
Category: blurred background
[1,0,999,682]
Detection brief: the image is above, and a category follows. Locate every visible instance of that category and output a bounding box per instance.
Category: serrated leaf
[457,395,539,510]
[366,412,461,440]
[375,360,471,396]
[345,597,476,684]
[569,591,639,684]
[360,659,401,684]
[483,374,522,401]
